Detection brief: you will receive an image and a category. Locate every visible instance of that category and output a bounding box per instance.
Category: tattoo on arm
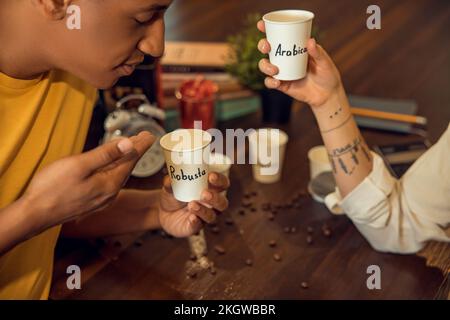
[328,137,372,176]
[329,106,343,119]
[320,114,352,134]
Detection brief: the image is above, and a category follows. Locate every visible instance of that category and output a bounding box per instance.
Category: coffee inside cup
[263,10,314,24]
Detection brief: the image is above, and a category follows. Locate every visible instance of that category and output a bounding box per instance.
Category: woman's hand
[257,20,343,109]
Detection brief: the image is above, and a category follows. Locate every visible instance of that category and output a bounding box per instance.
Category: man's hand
[158,172,230,238]
[257,20,342,109]
[23,131,155,230]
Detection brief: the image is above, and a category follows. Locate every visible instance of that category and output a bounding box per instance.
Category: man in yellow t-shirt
[0,0,229,299]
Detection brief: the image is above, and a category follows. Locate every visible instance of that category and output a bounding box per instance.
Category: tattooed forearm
[329,137,362,157]
[328,137,371,176]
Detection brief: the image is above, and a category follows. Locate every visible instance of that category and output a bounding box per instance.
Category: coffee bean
[307,226,314,234]
[290,227,297,233]
[242,201,252,208]
[284,227,290,233]
[250,207,257,212]
[267,213,275,221]
[211,226,220,234]
[269,240,277,247]
[301,281,309,289]
[238,209,246,216]
[225,217,234,225]
[306,235,313,245]
[189,254,197,261]
[214,245,226,255]
[251,191,258,197]
[209,267,217,275]
[271,209,278,215]
[186,269,197,278]
[244,192,252,199]
[245,259,253,266]
[273,253,282,261]
[134,240,143,247]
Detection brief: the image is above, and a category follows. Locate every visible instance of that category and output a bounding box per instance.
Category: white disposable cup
[263,10,314,81]
[248,128,289,184]
[160,129,212,202]
[208,152,232,196]
[208,152,232,178]
[308,145,332,179]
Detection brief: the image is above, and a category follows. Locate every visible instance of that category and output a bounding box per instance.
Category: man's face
[49,0,171,89]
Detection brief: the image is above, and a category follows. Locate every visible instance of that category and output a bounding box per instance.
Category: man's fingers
[257,20,265,32]
[208,172,230,192]
[78,138,134,175]
[162,175,173,194]
[188,214,203,234]
[258,58,278,77]
[188,201,216,224]
[128,131,155,158]
[200,190,229,212]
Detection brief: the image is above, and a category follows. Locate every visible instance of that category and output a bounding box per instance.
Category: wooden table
[50,0,450,300]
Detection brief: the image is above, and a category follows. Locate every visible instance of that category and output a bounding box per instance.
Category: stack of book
[160,41,261,131]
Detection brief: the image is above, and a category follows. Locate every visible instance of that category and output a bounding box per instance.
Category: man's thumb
[80,138,134,172]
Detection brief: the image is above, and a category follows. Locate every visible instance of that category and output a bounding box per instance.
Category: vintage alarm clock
[102,94,166,177]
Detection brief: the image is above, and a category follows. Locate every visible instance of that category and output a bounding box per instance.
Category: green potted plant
[226,13,318,124]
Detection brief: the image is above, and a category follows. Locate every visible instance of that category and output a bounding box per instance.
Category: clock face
[132,137,166,177]
[103,113,166,178]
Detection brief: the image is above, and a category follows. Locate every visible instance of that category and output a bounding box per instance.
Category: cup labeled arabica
[263,10,314,81]
[160,129,212,202]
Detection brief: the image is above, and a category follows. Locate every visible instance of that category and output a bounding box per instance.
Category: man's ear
[33,0,73,20]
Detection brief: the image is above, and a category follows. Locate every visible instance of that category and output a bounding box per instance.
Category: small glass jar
[176,77,218,130]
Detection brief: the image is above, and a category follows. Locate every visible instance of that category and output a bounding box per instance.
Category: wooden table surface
[50,0,450,300]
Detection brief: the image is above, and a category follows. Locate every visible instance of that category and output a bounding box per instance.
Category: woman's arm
[257,21,449,253]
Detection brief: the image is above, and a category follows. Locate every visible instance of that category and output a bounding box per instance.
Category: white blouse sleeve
[332,124,450,253]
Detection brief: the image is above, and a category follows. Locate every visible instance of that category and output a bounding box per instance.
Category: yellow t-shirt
[0,70,96,299]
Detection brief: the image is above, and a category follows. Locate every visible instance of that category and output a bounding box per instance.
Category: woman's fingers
[257,38,271,54]
[258,58,279,77]
[257,20,265,32]
[264,77,281,89]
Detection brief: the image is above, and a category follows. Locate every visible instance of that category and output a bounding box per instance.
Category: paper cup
[263,10,314,81]
[208,152,232,178]
[308,145,332,179]
[160,129,212,202]
[249,128,288,184]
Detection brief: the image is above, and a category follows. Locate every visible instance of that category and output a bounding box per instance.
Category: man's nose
[138,19,165,58]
